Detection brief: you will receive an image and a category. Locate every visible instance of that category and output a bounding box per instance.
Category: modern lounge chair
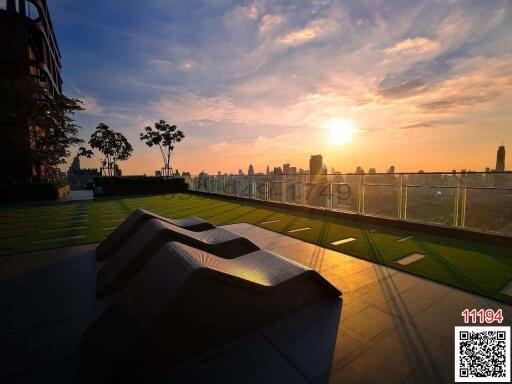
[80,242,341,382]
[96,209,216,261]
[96,218,260,296]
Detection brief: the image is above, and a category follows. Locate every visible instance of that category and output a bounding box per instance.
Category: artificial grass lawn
[0,192,511,304]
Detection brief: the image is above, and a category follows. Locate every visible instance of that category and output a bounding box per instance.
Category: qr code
[455,326,511,382]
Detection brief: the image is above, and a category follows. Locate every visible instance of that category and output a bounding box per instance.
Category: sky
[50,0,512,175]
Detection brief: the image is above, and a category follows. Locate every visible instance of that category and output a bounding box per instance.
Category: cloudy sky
[51,0,512,174]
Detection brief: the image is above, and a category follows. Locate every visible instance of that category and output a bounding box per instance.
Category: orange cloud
[384,37,440,56]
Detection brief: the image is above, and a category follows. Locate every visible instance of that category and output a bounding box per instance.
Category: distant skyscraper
[369,168,376,174]
[290,167,297,175]
[283,163,290,175]
[266,165,270,175]
[274,167,283,175]
[70,155,80,172]
[496,144,505,172]
[355,166,365,174]
[387,165,395,174]
[238,169,243,176]
[310,155,323,178]
[248,164,254,176]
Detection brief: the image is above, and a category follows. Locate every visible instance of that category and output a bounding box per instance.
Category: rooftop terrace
[0,192,511,383]
[1,193,511,304]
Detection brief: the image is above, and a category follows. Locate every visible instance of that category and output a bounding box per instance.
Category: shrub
[92,176,188,196]
[0,182,69,201]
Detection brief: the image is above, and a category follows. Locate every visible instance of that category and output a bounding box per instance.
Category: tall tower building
[496,144,505,172]
[310,155,323,178]
[1,0,63,181]
[0,0,62,95]
[248,164,254,176]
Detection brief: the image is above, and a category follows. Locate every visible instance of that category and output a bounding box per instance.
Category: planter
[0,182,70,201]
[93,177,188,196]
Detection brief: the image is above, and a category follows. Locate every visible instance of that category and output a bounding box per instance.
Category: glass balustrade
[184,172,512,237]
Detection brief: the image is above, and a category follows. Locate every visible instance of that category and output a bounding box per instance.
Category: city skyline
[47,0,512,175]
[200,145,508,176]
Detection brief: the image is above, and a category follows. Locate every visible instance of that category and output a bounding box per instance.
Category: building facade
[496,145,505,172]
[1,0,62,182]
[0,0,62,95]
[66,155,100,189]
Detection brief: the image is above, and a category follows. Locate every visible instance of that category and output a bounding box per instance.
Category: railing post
[399,174,403,219]
[403,186,408,220]
[358,174,364,214]
[454,175,461,227]
[329,183,333,210]
[282,182,286,203]
[461,187,467,228]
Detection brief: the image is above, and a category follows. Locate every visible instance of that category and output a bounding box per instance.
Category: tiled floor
[0,223,510,383]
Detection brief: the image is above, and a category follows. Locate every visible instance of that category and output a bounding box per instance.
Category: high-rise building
[248,164,254,176]
[266,165,270,175]
[1,0,63,181]
[70,155,80,172]
[238,169,243,176]
[273,167,283,175]
[310,155,323,177]
[355,166,365,174]
[387,165,395,174]
[0,0,62,95]
[496,144,505,172]
[283,163,290,175]
[369,168,376,174]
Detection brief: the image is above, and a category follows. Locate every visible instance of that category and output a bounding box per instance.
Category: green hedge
[0,182,69,201]
[93,176,188,196]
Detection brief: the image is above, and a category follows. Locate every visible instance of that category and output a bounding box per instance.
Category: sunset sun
[327,119,354,145]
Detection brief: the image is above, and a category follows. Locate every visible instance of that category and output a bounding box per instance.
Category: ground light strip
[397,236,414,242]
[288,227,312,233]
[260,220,280,225]
[331,238,357,246]
[395,253,426,265]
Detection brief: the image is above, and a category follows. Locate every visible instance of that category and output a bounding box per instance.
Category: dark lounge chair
[96,218,260,296]
[80,242,341,382]
[96,209,216,261]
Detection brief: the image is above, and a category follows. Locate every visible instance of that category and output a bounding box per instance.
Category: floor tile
[349,335,419,384]
[261,299,342,381]
[192,337,307,384]
[0,314,91,379]
[375,279,450,320]
[341,306,403,344]
[327,365,369,384]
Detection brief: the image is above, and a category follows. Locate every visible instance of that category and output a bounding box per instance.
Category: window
[29,65,40,76]
[27,46,37,60]
[0,0,7,11]
[15,0,19,13]
[26,1,39,20]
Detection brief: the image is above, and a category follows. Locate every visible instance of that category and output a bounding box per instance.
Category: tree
[0,78,84,183]
[79,123,133,177]
[140,120,185,177]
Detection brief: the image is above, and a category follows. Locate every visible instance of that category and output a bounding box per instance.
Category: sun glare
[327,119,354,145]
